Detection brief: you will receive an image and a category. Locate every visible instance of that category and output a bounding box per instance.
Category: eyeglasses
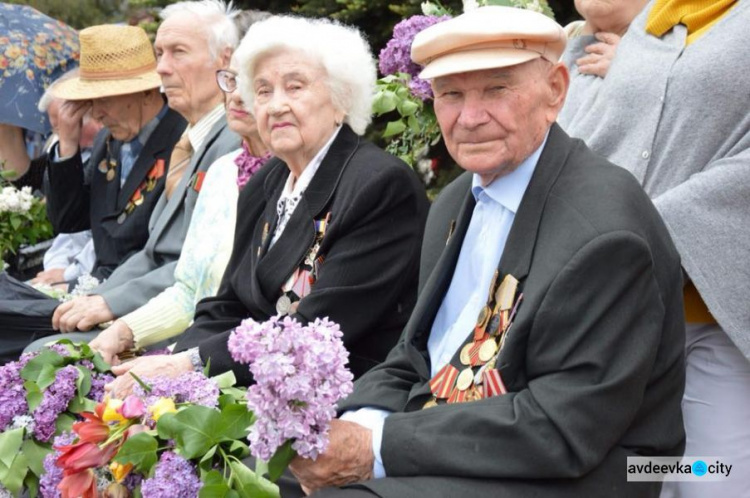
[216,69,238,93]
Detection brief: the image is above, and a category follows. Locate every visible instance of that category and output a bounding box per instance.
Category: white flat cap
[411,6,567,79]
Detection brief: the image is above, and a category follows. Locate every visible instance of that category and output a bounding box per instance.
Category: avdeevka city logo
[692,460,708,477]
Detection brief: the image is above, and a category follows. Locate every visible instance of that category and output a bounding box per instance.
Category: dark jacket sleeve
[45,148,92,234]
[11,154,48,191]
[365,232,669,480]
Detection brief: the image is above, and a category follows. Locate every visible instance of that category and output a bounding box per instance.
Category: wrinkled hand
[52,295,114,333]
[289,420,374,495]
[31,268,66,285]
[89,320,135,366]
[576,32,621,78]
[105,353,192,399]
[56,100,91,158]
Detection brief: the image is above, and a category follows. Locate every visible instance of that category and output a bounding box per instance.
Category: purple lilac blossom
[140,451,202,498]
[33,365,79,442]
[39,431,77,498]
[378,15,451,100]
[0,360,29,431]
[133,371,220,409]
[89,372,115,403]
[229,316,354,460]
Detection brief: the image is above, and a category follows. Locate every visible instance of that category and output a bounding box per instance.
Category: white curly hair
[234,15,376,135]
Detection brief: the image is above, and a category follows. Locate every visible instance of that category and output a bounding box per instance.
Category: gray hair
[235,15,376,135]
[233,9,272,38]
[38,68,79,112]
[160,0,239,61]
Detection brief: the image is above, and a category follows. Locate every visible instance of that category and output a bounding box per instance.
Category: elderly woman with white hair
[106,15,429,394]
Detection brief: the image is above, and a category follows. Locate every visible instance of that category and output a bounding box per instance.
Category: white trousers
[660,323,750,498]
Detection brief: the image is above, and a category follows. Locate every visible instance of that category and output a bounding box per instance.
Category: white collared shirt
[185,104,225,154]
[269,126,342,246]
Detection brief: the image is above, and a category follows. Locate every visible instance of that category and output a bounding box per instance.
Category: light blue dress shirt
[341,133,548,478]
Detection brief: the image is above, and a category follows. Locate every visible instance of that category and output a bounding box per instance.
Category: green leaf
[408,114,420,133]
[75,365,92,398]
[156,406,223,459]
[68,396,97,414]
[397,99,419,117]
[199,469,232,498]
[266,440,296,482]
[91,352,110,373]
[25,470,40,498]
[35,363,60,391]
[228,460,279,498]
[129,371,152,393]
[22,439,52,477]
[200,444,218,465]
[218,404,255,441]
[21,350,65,383]
[383,120,407,138]
[10,216,21,230]
[219,387,248,403]
[25,380,43,411]
[212,370,237,390]
[113,432,159,474]
[0,452,28,496]
[227,440,250,460]
[0,428,24,469]
[372,90,398,115]
[55,413,76,434]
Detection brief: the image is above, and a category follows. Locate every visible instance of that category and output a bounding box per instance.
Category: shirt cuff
[340,407,390,478]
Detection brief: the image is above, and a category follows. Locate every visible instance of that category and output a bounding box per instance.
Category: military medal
[481,369,507,398]
[261,222,270,245]
[117,212,127,224]
[478,339,498,363]
[98,158,108,173]
[423,397,438,409]
[106,168,116,182]
[429,364,459,400]
[456,368,474,391]
[276,294,292,315]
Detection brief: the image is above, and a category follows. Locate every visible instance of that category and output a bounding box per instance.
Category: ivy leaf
[266,440,296,482]
[383,120,407,138]
[113,432,159,474]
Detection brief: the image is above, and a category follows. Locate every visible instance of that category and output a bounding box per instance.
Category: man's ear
[545,62,569,123]
[219,46,233,68]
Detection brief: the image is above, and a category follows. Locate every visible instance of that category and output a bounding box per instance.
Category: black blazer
[339,125,686,498]
[174,125,430,381]
[45,107,187,280]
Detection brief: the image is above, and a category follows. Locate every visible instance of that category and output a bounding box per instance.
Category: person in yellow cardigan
[560,1,749,497]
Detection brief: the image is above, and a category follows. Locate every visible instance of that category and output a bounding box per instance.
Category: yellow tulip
[109,461,133,483]
[102,399,127,425]
[149,398,177,422]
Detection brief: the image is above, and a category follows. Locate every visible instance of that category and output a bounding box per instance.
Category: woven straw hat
[52,25,161,100]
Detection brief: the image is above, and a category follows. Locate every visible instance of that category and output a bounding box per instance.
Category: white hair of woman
[160,0,240,61]
[235,15,376,135]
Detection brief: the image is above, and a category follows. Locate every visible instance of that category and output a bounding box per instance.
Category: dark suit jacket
[338,124,686,498]
[45,106,187,280]
[174,125,430,382]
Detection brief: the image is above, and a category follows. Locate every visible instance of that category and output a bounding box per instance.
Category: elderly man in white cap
[287,6,686,498]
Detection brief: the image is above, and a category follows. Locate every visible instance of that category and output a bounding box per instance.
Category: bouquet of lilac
[0,341,113,496]
[229,315,354,477]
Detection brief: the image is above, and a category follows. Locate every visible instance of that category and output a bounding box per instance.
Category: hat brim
[51,71,162,101]
[418,48,541,80]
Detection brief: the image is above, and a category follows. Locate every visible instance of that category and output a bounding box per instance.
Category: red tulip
[72,416,109,444]
[59,469,97,498]
[56,441,118,473]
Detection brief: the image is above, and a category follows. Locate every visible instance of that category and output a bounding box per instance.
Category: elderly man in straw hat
[0,24,187,361]
[286,6,685,498]
[48,0,240,335]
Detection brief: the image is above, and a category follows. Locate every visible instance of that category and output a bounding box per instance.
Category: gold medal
[465,385,482,402]
[476,305,491,329]
[106,168,116,182]
[496,275,519,311]
[134,196,143,206]
[117,212,127,224]
[98,158,108,173]
[456,368,474,391]
[459,343,473,365]
[478,339,498,363]
[423,398,438,409]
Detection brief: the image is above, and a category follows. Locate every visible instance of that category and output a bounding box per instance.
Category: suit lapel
[115,108,176,210]
[252,125,360,311]
[404,124,573,385]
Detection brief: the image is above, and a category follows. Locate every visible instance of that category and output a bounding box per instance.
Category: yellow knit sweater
[646,0,737,45]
